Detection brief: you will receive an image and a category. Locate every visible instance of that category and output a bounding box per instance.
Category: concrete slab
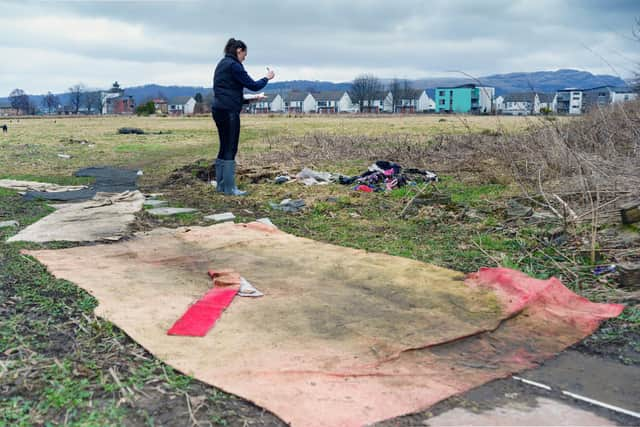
[143,199,168,207]
[147,207,197,216]
[204,212,235,222]
[0,220,19,228]
[425,397,615,426]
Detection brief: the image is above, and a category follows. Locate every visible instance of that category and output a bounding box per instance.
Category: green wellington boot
[222,160,247,196]
[214,158,224,192]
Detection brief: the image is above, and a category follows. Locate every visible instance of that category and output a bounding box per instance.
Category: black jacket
[212,54,268,112]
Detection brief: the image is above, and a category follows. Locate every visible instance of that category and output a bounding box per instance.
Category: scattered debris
[0,220,19,228]
[57,153,71,159]
[143,199,168,208]
[118,127,145,135]
[256,217,276,228]
[274,175,291,184]
[620,201,640,225]
[147,207,197,216]
[618,263,640,289]
[204,212,235,222]
[506,199,533,218]
[210,181,218,189]
[238,277,264,297]
[296,168,338,186]
[592,264,617,276]
[269,198,305,213]
[63,138,91,145]
[137,170,144,176]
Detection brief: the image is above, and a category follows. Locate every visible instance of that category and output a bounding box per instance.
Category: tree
[194,92,203,103]
[349,74,382,112]
[388,78,401,112]
[9,89,30,115]
[84,91,102,114]
[41,92,59,114]
[135,101,155,116]
[68,84,85,114]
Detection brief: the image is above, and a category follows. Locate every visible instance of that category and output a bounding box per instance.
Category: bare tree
[9,88,30,115]
[41,92,59,114]
[84,91,102,114]
[388,78,401,112]
[349,74,383,112]
[68,84,85,114]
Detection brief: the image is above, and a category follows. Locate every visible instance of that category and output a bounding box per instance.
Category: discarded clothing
[296,168,340,186]
[340,160,438,192]
[269,198,305,213]
[23,167,139,201]
[7,191,144,243]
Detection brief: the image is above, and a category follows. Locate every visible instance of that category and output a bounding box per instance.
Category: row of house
[245,90,436,114]
[494,86,637,115]
[244,84,637,115]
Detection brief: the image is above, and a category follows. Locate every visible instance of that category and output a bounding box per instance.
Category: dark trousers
[212,109,240,160]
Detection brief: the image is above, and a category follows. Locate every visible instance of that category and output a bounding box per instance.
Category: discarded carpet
[24,222,624,427]
[0,179,87,194]
[9,191,144,243]
[23,166,139,201]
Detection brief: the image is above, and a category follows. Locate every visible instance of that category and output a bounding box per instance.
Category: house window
[439,99,445,105]
[438,91,444,96]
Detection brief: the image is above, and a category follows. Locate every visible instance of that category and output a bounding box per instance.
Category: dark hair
[224,38,247,57]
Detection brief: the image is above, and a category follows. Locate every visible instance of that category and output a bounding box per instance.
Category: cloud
[1,0,638,95]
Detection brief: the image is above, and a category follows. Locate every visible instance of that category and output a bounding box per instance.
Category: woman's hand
[266,67,275,80]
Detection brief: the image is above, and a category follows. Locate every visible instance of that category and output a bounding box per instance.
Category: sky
[1,0,639,96]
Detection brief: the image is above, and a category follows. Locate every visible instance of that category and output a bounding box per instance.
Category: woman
[212,38,275,195]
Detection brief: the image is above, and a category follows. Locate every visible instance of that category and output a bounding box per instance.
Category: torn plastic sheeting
[23,167,139,201]
[24,223,624,427]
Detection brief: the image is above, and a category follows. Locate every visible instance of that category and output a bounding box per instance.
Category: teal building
[434,84,494,113]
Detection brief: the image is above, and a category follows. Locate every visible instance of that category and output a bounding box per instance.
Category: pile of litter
[340,160,438,192]
[25,222,623,427]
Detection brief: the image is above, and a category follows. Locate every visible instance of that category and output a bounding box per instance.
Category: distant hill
[411,69,628,95]
[1,69,630,106]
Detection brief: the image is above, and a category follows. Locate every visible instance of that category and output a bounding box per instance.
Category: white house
[361,91,393,113]
[538,93,556,113]
[285,91,316,113]
[502,92,539,115]
[417,90,436,112]
[494,95,504,113]
[250,93,285,113]
[477,86,495,113]
[168,96,196,116]
[269,94,286,112]
[314,91,354,113]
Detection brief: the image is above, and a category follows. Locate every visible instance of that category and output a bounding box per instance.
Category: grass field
[0,114,537,184]
[0,114,637,426]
